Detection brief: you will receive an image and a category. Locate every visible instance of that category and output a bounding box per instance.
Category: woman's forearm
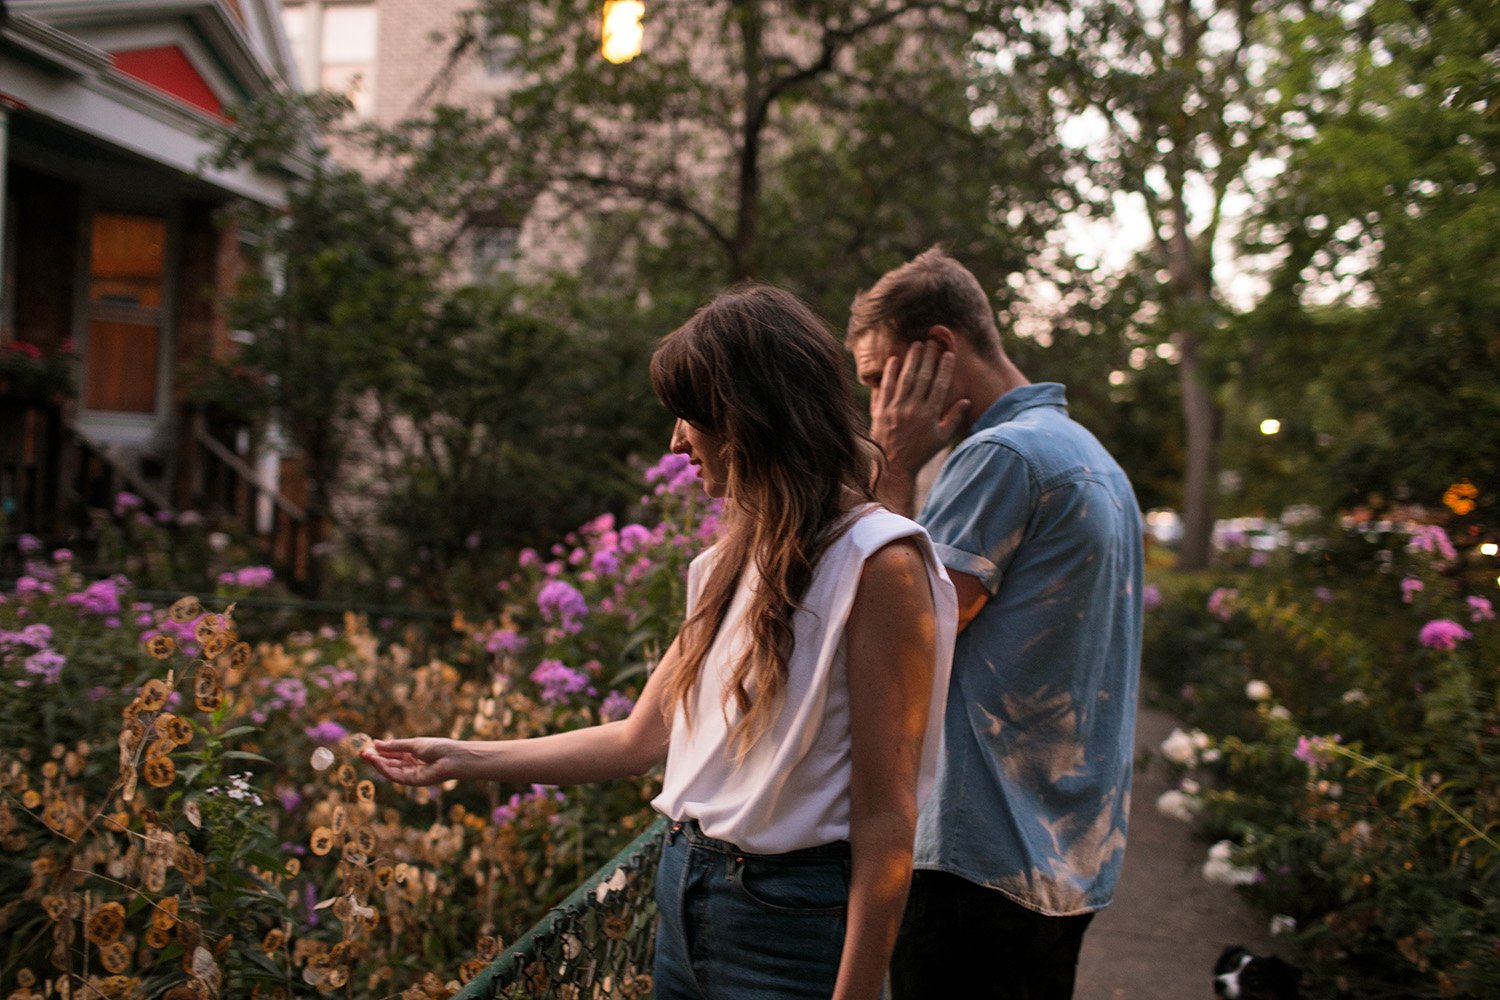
[449,719,665,785]
[832,812,916,1000]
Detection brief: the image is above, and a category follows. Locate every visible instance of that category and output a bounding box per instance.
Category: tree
[984,0,1302,568]
[1238,0,1500,527]
[381,0,1064,309]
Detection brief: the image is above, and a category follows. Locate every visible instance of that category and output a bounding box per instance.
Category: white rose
[1245,679,1272,701]
[1160,728,1198,766]
[1269,705,1292,720]
[1156,789,1200,823]
[1341,689,1368,705]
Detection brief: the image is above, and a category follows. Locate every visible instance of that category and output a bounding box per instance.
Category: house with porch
[0,0,313,581]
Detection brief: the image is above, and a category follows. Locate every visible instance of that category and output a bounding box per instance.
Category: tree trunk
[1175,327,1217,570]
[731,0,764,281]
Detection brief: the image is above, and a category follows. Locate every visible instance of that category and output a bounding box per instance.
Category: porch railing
[187,413,315,588]
[454,816,667,1000]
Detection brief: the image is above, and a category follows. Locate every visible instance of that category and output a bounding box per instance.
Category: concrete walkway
[1075,704,1279,1000]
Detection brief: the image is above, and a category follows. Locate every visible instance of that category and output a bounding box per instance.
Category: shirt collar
[968,382,1068,435]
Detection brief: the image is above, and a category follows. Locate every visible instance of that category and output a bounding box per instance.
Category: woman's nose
[669,419,688,453]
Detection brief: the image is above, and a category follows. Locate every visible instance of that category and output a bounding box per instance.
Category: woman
[362,284,957,1000]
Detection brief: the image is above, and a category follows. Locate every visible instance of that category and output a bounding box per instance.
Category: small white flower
[1160,728,1198,766]
[1269,705,1292,721]
[1201,748,1222,763]
[208,531,231,552]
[1156,789,1200,823]
[310,747,335,771]
[1245,679,1272,702]
[1341,688,1368,705]
[1270,914,1298,936]
[1180,778,1201,795]
[1208,840,1234,862]
[1191,729,1212,750]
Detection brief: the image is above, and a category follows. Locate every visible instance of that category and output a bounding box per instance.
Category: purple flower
[618,523,653,552]
[599,690,635,722]
[1314,587,1334,603]
[645,453,701,496]
[304,720,349,744]
[1468,596,1495,623]
[17,534,42,555]
[1408,525,1458,561]
[67,577,123,616]
[537,580,588,632]
[113,491,143,516]
[1248,551,1269,568]
[1293,735,1338,769]
[1207,587,1239,622]
[518,548,541,568]
[1400,576,1424,604]
[1419,619,1472,651]
[531,658,591,704]
[590,548,621,576]
[485,627,527,655]
[52,548,73,563]
[1142,583,1162,611]
[24,649,66,684]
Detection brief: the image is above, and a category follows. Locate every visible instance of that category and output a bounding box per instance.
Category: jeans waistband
[667,818,851,860]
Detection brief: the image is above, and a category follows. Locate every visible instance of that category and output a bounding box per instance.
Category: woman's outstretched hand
[361,738,461,786]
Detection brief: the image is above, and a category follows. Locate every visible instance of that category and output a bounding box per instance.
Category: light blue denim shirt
[914,382,1144,916]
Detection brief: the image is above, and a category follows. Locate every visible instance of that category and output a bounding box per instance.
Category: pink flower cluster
[218,565,275,589]
[530,658,593,704]
[1207,587,1239,622]
[1418,619,1472,651]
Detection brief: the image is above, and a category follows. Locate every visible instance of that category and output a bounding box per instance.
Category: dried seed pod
[140,679,172,711]
[142,756,176,789]
[169,597,204,623]
[201,633,230,659]
[98,940,132,974]
[310,827,335,856]
[146,635,177,660]
[85,901,127,944]
[227,642,253,669]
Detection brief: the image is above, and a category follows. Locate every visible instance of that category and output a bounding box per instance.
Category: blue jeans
[653,819,850,1000]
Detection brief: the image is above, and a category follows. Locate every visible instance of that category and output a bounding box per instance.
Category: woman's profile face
[670,418,729,499]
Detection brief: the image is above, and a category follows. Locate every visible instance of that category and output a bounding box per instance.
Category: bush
[1143,516,1499,998]
[0,455,716,998]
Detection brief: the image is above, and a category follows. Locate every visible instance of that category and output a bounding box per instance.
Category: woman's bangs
[651,328,718,429]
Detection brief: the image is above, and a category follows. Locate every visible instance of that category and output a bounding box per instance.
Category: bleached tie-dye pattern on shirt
[915,382,1144,916]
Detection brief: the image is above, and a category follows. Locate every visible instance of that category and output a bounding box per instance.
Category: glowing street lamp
[1259,418,1281,436]
[602,1,645,63]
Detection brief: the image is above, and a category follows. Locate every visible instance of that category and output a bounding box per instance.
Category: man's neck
[960,355,1031,433]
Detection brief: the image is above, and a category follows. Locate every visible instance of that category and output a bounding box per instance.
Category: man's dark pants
[890,870,1095,1000]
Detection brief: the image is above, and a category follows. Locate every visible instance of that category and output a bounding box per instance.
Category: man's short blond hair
[847,246,1002,357]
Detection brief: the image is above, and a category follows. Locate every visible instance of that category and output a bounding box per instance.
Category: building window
[469,224,519,281]
[281,2,378,117]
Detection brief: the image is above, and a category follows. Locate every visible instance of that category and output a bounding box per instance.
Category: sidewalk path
[1075,704,1278,1000]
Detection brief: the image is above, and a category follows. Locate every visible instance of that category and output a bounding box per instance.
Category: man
[846,247,1144,1000]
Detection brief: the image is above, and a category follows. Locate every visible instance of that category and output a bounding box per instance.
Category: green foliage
[1143,518,1500,997]
[1233,0,1500,524]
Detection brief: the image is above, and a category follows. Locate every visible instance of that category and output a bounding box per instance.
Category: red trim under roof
[111,45,225,118]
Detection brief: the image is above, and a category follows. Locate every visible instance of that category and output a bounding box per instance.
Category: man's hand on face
[870,340,971,481]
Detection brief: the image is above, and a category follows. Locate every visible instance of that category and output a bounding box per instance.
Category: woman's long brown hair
[651,284,879,761]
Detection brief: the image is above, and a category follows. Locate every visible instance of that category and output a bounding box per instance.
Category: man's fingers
[940,397,971,432]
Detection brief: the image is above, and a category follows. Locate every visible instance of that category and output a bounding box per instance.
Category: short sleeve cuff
[932,543,1000,595]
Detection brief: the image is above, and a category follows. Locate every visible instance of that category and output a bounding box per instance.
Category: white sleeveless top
[652,506,957,854]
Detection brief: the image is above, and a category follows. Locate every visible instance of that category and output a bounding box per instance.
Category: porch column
[0,100,10,338]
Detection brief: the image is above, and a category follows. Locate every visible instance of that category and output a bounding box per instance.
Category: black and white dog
[1213,946,1304,1000]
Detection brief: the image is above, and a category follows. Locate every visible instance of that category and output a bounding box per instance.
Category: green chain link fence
[454,816,669,999]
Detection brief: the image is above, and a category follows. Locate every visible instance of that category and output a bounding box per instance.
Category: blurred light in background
[1259,418,1281,436]
[602,1,645,63]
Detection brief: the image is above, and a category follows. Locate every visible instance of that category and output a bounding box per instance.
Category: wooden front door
[83,212,167,414]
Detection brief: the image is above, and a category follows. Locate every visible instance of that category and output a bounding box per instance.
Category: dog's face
[1213,946,1303,1000]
